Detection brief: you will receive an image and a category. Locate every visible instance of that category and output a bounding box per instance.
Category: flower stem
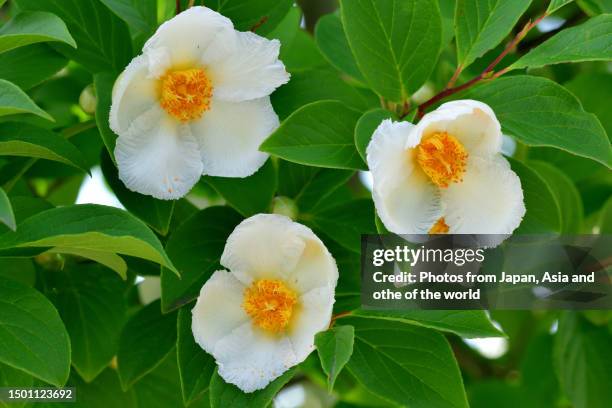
[416,14,547,120]
[175,0,181,15]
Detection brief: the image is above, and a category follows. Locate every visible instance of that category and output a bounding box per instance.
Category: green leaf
[44,264,127,382]
[282,30,328,71]
[340,0,442,102]
[510,15,612,71]
[354,109,395,162]
[576,0,612,15]
[132,351,195,408]
[67,368,137,408]
[0,362,34,408]
[304,199,376,253]
[520,334,559,408]
[440,0,457,46]
[161,206,242,312]
[350,310,504,338]
[0,79,53,121]
[204,159,277,217]
[455,0,532,69]
[294,169,354,213]
[15,0,133,73]
[271,68,378,120]
[261,101,365,170]
[0,11,75,54]
[547,0,574,13]
[598,197,612,233]
[209,367,296,408]
[0,123,88,172]
[94,72,119,161]
[529,161,583,233]
[0,204,178,276]
[509,159,561,233]
[101,152,174,235]
[314,14,364,82]
[344,316,469,408]
[177,307,215,405]
[315,325,355,390]
[464,76,612,168]
[554,312,612,408]
[100,0,158,38]
[0,277,70,387]
[0,44,68,90]
[564,72,612,136]
[265,6,301,61]
[117,300,177,390]
[208,0,294,34]
[0,188,15,231]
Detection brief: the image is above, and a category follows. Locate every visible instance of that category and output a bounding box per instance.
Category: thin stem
[250,16,269,32]
[175,0,181,15]
[61,120,96,139]
[416,14,546,119]
[187,0,195,8]
[446,65,463,89]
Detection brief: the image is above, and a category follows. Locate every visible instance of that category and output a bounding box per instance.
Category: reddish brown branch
[250,16,269,32]
[175,0,181,15]
[416,14,546,120]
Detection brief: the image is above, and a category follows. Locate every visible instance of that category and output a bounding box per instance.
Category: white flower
[191,214,338,393]
[367,100,525,235]
[109,6,289,200]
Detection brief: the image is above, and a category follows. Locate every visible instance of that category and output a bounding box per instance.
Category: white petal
[214,323,297,393]
[441,156,526,234]
[190,97,276,177]
[143,6,235,67]
[209,31,290,102]
[114,106,203,200]
[191,270,248,354]
[411,100,502,157]
[285,235,339,294]
[367,119,443,234]
[288,286,334,362]
[109,55,157,135]
[221,214,309,285]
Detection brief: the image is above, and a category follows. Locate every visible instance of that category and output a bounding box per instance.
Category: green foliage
[43,264,127,382]
[0,79,52,120]
[160,206,242,312]
[455,0,532,70]
[340,0,442,102]
[0,188,16,231]
[16,0,133,72]
[0,277,70,387]
[209,367,296,408]
[554,313,612,408]
[0,11,75,54]
[262,101,365,170]
[315,325,355,390]
[510,14,612,70]
[465,76,612,168]
[117,300,177,390]
[0,123,89,172]
[343,316,469,408]
[0,205,176,278]
[177,308,215,405]
[0,0,609,405]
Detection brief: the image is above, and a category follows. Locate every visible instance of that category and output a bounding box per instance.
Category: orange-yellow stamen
[429,217,450,234]
[159,68,212,122]
[243,279,297,333]
[417,132,468,188]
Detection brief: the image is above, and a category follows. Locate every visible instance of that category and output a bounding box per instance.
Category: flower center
[159,68,212,122]
[242,279,298,333]
[429,217,449,234]
[416,132,468,188]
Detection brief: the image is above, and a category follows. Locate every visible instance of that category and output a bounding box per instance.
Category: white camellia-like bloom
[367,100,525,235]
[191,214,338,392]
[109,6,289,200]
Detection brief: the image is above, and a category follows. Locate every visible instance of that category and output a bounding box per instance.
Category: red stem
[175,0,181,15]
[416,14,546,119]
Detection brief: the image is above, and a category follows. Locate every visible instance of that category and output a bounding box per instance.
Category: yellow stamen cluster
[417,132,468,188]
[429,217,450,234]
[243,279,298,333]
[159,68,212,122]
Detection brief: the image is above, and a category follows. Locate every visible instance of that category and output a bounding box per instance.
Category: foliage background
[0,0,611,407]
